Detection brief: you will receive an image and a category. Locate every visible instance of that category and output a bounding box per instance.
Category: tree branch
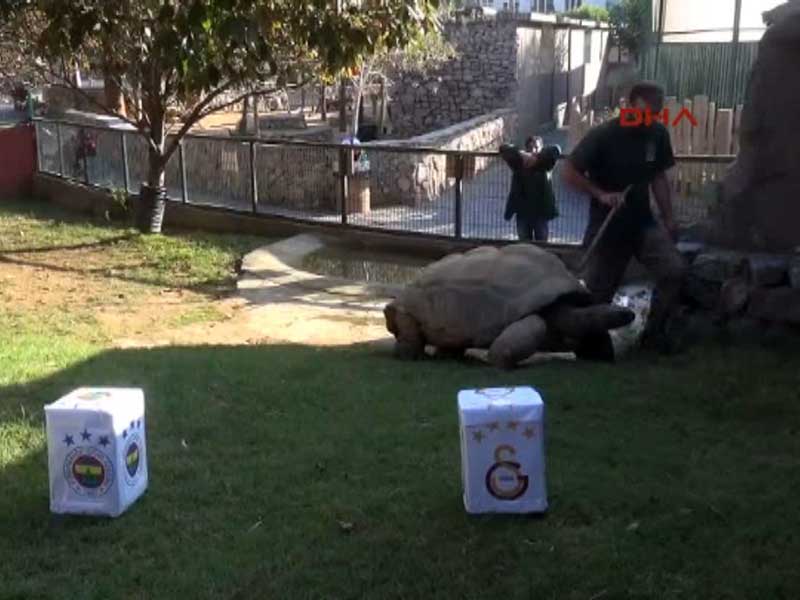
[161,82,235,165]
[195,74,316,121]
[38,63,145,133]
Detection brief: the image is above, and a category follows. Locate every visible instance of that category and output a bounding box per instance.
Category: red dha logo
[620,107,699,128]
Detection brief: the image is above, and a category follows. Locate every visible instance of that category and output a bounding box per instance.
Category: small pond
[300,245,432,285]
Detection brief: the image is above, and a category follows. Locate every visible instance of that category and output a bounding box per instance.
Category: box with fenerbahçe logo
[44,388,148,517]
[458,387,547,514]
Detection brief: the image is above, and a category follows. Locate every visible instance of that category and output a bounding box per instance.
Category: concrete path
[235,234,396,347]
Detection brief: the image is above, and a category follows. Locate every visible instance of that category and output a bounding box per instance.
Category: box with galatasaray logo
[458,387,547,514]
[44,388,148,517]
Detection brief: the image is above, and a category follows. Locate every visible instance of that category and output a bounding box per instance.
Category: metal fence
[34,118,734,246]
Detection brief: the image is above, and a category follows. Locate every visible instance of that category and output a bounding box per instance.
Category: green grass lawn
[2,200,800,599]
[0,199,265,293]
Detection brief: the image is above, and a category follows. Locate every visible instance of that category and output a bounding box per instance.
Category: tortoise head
[384,301,399,336]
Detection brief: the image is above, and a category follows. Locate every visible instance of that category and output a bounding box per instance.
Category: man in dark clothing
[560,82,686,353]
[500,136,560,242]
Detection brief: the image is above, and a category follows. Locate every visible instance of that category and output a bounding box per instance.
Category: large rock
[742,254,790,287]
[682,251,745,309]
[790,255,800,288]
[675,241,705,264]
[747,287,800,324]
[720,2,800,251]
[718,277,751,317]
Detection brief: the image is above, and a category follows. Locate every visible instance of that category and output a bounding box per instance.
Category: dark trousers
[517,215,549,242]
[581,224,685,338]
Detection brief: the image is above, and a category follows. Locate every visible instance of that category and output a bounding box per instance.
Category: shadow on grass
[2,340,800,598]
[0,233,138,254]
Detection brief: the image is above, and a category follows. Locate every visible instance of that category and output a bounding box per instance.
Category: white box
[458,387,547,514]
[44,388,148,517]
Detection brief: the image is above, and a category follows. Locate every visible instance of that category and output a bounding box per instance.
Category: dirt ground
[0,248,390,350]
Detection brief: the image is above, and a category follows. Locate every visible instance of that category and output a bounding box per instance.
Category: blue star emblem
[63,434,74,446]
[99,435,110,447]
[80,429,91,441]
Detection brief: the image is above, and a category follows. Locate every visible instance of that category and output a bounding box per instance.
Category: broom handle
[576,185,633,273]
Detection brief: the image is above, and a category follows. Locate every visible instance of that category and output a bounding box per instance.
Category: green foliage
[609,0,652,60]
[564,5,610,22]
[0,0,441,231]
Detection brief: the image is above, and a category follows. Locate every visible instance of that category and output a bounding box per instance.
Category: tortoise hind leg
[488,315,548,370]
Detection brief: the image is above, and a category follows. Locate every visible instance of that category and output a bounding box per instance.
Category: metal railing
[33,117,735,245]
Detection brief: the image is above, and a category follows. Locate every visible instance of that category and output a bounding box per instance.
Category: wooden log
[690,95,709,194]
[678,98,694,196]
[715,109,734,155]
[663,96,681,195]
[692,95,709,156]
[714,108,735,183]
[666,96,680,153]
[706,100,716,183]
[733,103,744,154]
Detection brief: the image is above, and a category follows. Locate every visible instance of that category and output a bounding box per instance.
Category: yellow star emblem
[471,429,486,443]
[487,421,500,431]
[507,421,519,431]
[522,426,536,439]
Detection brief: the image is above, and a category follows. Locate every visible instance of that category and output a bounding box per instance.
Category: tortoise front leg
[392,313,426,360]
[488,315,548,370]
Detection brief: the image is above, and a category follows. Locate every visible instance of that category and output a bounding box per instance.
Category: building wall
[370,108,517,208]
[388,18,609,139]
[0,124,36,197]
[658,0,781,42]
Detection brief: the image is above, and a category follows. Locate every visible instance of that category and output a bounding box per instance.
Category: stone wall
[388,17,609,139]
[368,108,516,208]
[44,86,109,116]
[389,21,518,138]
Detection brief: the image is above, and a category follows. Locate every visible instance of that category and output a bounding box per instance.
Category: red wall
[0,124,36,197]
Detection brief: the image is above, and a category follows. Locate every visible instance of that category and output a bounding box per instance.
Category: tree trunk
[103,71,125,117]
[351,77,363,138]
[377,79,386,137]
[320,85,327,121]
[137,150,167,233]
[339,77,347,132]
[137,120,167,233]
[239,95,250,135]
[253,94,260,138]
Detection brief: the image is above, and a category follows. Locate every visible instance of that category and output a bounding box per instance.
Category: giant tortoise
[384,244,635,368]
